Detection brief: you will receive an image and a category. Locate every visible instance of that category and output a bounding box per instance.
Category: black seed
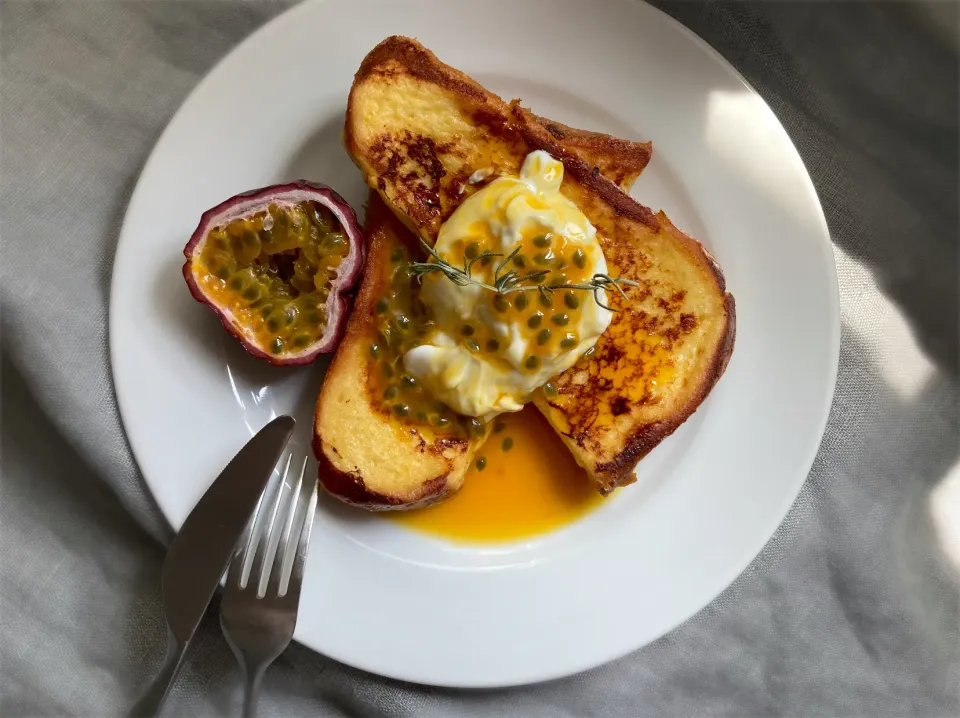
[475,457,487,471]
[480,256,493,266]
[390,248,405,262]
[466,339,481,352]
[383,386,399,400]
[375,298,389,314]
[534,252,550,265]
[513,255,527,268]
[493,419,506,433]
[560,334,578,349]
[465,241,481,259]
[370,344,380,359]
[493,294,510,312]
[382,363,394,379]
[572,249,586,269]
[468,418,484,436]
[514,294,529,311]
[525,355,540,370]
[485,338,500,352]
[395,314,411,332]
[307,311,322,324]
[266,318,280,333]
[551,313,569,326]
[415,410,428,423]
[564,292,580,309]
[292,334,310,348]
[243,287,259,301]
[228,276,244,291]
[532,234,551,248]
[431,414,450,427]
[539,292,553,308]
[527,313,543,329]
[269,337,283,354]
[502,437,514,452]
[543,382,558,397]
[460,324,475,336]
[434,401,447,412]
[393,404,410,417]
[537,329,552,346]
[400,375,417,388]
[260,305,275,319]
[216,267,230,280]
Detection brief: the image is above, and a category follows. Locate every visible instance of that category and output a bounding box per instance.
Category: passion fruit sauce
[194,201,350,356]
[365,244,483,438]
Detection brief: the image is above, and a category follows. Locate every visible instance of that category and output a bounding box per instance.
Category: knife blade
[130,415,295,717]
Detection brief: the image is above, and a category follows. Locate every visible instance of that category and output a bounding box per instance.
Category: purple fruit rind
[182,181,365,366]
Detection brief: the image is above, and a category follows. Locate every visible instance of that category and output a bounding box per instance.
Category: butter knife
[129,415,296,717]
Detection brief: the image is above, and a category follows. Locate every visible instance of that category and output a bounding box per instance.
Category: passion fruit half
[182,181,364,365]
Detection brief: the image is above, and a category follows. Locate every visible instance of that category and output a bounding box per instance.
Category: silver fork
[220,455,318,718]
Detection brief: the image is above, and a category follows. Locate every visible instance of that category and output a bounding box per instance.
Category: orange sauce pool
[390,405,604,542]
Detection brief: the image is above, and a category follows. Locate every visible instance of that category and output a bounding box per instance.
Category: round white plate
[111,0,838,688]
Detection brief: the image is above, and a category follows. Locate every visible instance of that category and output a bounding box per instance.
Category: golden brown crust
[344,36,736,494]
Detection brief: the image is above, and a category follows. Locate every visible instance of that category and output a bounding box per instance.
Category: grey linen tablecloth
[2,1,958,715]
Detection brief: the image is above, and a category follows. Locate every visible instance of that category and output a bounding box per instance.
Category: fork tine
[283,470,318,603]
[249,453,291,594]
[267,456,307,596]
[226,487,267,588]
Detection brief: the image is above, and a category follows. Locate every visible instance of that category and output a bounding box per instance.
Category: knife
[129,415,296,717]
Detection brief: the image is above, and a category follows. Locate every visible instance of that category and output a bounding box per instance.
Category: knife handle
[128,627,188,717]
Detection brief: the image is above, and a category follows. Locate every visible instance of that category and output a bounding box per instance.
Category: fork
[220,455,318,718]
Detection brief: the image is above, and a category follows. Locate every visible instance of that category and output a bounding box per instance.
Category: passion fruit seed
[493,294,510,312]
[572,249,586,269]
[537,329,552,346]
[502,437,514,451]
[534,253,550,265]
[395,314,411,332]
[552,313,569,326]
[475,457,487,471]
[390,248,405,262]
[532,234,551,248]
[393,404,410,417]
[465,241,481,259]
[270,337,284,354]
[525,355,540,370]
[292,333,310,348]
[466,339,481,352]
[400,375,417,388]
[384,386,399,400]
[560,334,578,350]
[460,324,475,336]
[543,382,558,397]
[375,298,389,314]
[513,254,527,268]
[527,313,543,329]
[370,344,380,359]
[485,338,500,352]
[493,419,506,433]
[564,292,580,309]
[539,292,553,308]
[416,410,429,423]
[431,414,450,427]
[468,418,484,436]
[514,294,529,311]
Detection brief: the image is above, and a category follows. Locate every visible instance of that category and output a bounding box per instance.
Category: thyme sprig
[409,238,638,312]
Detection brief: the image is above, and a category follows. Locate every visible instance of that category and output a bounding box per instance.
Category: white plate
[110,0,838,688]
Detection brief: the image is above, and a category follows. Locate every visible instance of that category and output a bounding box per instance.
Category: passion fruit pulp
[182,181,364,365]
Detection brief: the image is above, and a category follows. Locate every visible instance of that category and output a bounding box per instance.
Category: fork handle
[241,665,266,718]
[128,628,188,717]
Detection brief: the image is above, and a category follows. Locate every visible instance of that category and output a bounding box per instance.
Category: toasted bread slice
[316,135,645,510]
[314,195,479,509]
[344,36,735,494]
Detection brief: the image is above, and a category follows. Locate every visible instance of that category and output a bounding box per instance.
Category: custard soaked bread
[344,36,735,494]
[316,126,652,508]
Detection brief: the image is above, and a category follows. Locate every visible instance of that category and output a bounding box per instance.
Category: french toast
[344,36,736,494]
[316,120,652,509]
